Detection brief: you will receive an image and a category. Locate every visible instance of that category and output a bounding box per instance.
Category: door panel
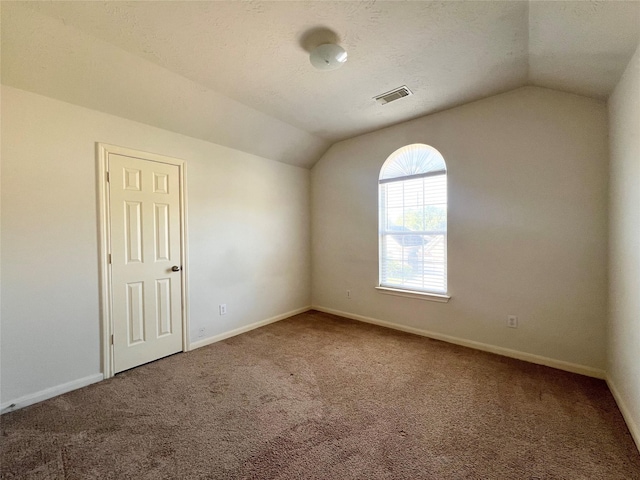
[109,154,183,373]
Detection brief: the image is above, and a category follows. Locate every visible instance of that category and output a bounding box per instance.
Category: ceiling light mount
[310,43,348,71]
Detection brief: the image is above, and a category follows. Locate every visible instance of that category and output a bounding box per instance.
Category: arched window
[379,144,447,295]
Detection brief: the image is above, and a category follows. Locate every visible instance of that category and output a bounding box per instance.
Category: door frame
[97,143,190,379]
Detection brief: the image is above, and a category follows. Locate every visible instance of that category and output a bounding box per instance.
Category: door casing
[97,143,190,379]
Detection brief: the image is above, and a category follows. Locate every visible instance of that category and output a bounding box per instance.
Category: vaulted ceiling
[2,1,639,168]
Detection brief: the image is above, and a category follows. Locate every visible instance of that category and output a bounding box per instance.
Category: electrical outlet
[198,327,205,337]
[507,315,518,328]
[219,304,227,315]
[347,290,351,299]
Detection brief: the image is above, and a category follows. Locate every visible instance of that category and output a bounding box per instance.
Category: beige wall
[311,86,609,372]
[608,42,640,446]
[0,86,311,405]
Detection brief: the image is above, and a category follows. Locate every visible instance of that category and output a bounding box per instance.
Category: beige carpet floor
[2,310,639,479]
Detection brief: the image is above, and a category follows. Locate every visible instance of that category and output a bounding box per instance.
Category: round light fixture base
[310,43,348,71]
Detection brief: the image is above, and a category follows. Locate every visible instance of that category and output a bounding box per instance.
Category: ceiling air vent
[374,86,412,105]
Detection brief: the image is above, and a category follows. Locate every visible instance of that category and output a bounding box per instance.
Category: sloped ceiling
[2,1,639,168]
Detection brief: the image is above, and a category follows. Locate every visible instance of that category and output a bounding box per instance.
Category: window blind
[379,173,447,294]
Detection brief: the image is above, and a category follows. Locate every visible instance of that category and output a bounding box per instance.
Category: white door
[109,153,184,373]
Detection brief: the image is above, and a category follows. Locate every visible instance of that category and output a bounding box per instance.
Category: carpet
[2,310,639,479]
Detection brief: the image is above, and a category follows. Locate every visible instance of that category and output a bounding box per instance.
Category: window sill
[375,286,451,303]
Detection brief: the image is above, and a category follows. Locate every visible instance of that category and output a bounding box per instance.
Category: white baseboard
[312,305,606,379]
[189,305,312,351]
[606,377,640,453]
[1,373,104,414]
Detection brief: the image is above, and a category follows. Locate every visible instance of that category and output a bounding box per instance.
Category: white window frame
[377,144,450,303]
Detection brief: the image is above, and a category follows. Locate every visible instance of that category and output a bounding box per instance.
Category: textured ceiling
[2,1,640,168]
[529,1,640,98]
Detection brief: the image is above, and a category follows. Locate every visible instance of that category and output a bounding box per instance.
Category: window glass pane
[381,233,446,292]
[386,207,404,229]
[424,205,446,231]
[424,175,447,204]
[404,207,424,231]
[403,178,423,207]
[385,183,403,209]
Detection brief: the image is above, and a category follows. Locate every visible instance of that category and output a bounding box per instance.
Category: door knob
[171,266,182,272]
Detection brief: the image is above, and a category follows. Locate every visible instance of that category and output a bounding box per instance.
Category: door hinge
[108,253,112,264]
[106,171,110,182]
[111,334,114,345]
